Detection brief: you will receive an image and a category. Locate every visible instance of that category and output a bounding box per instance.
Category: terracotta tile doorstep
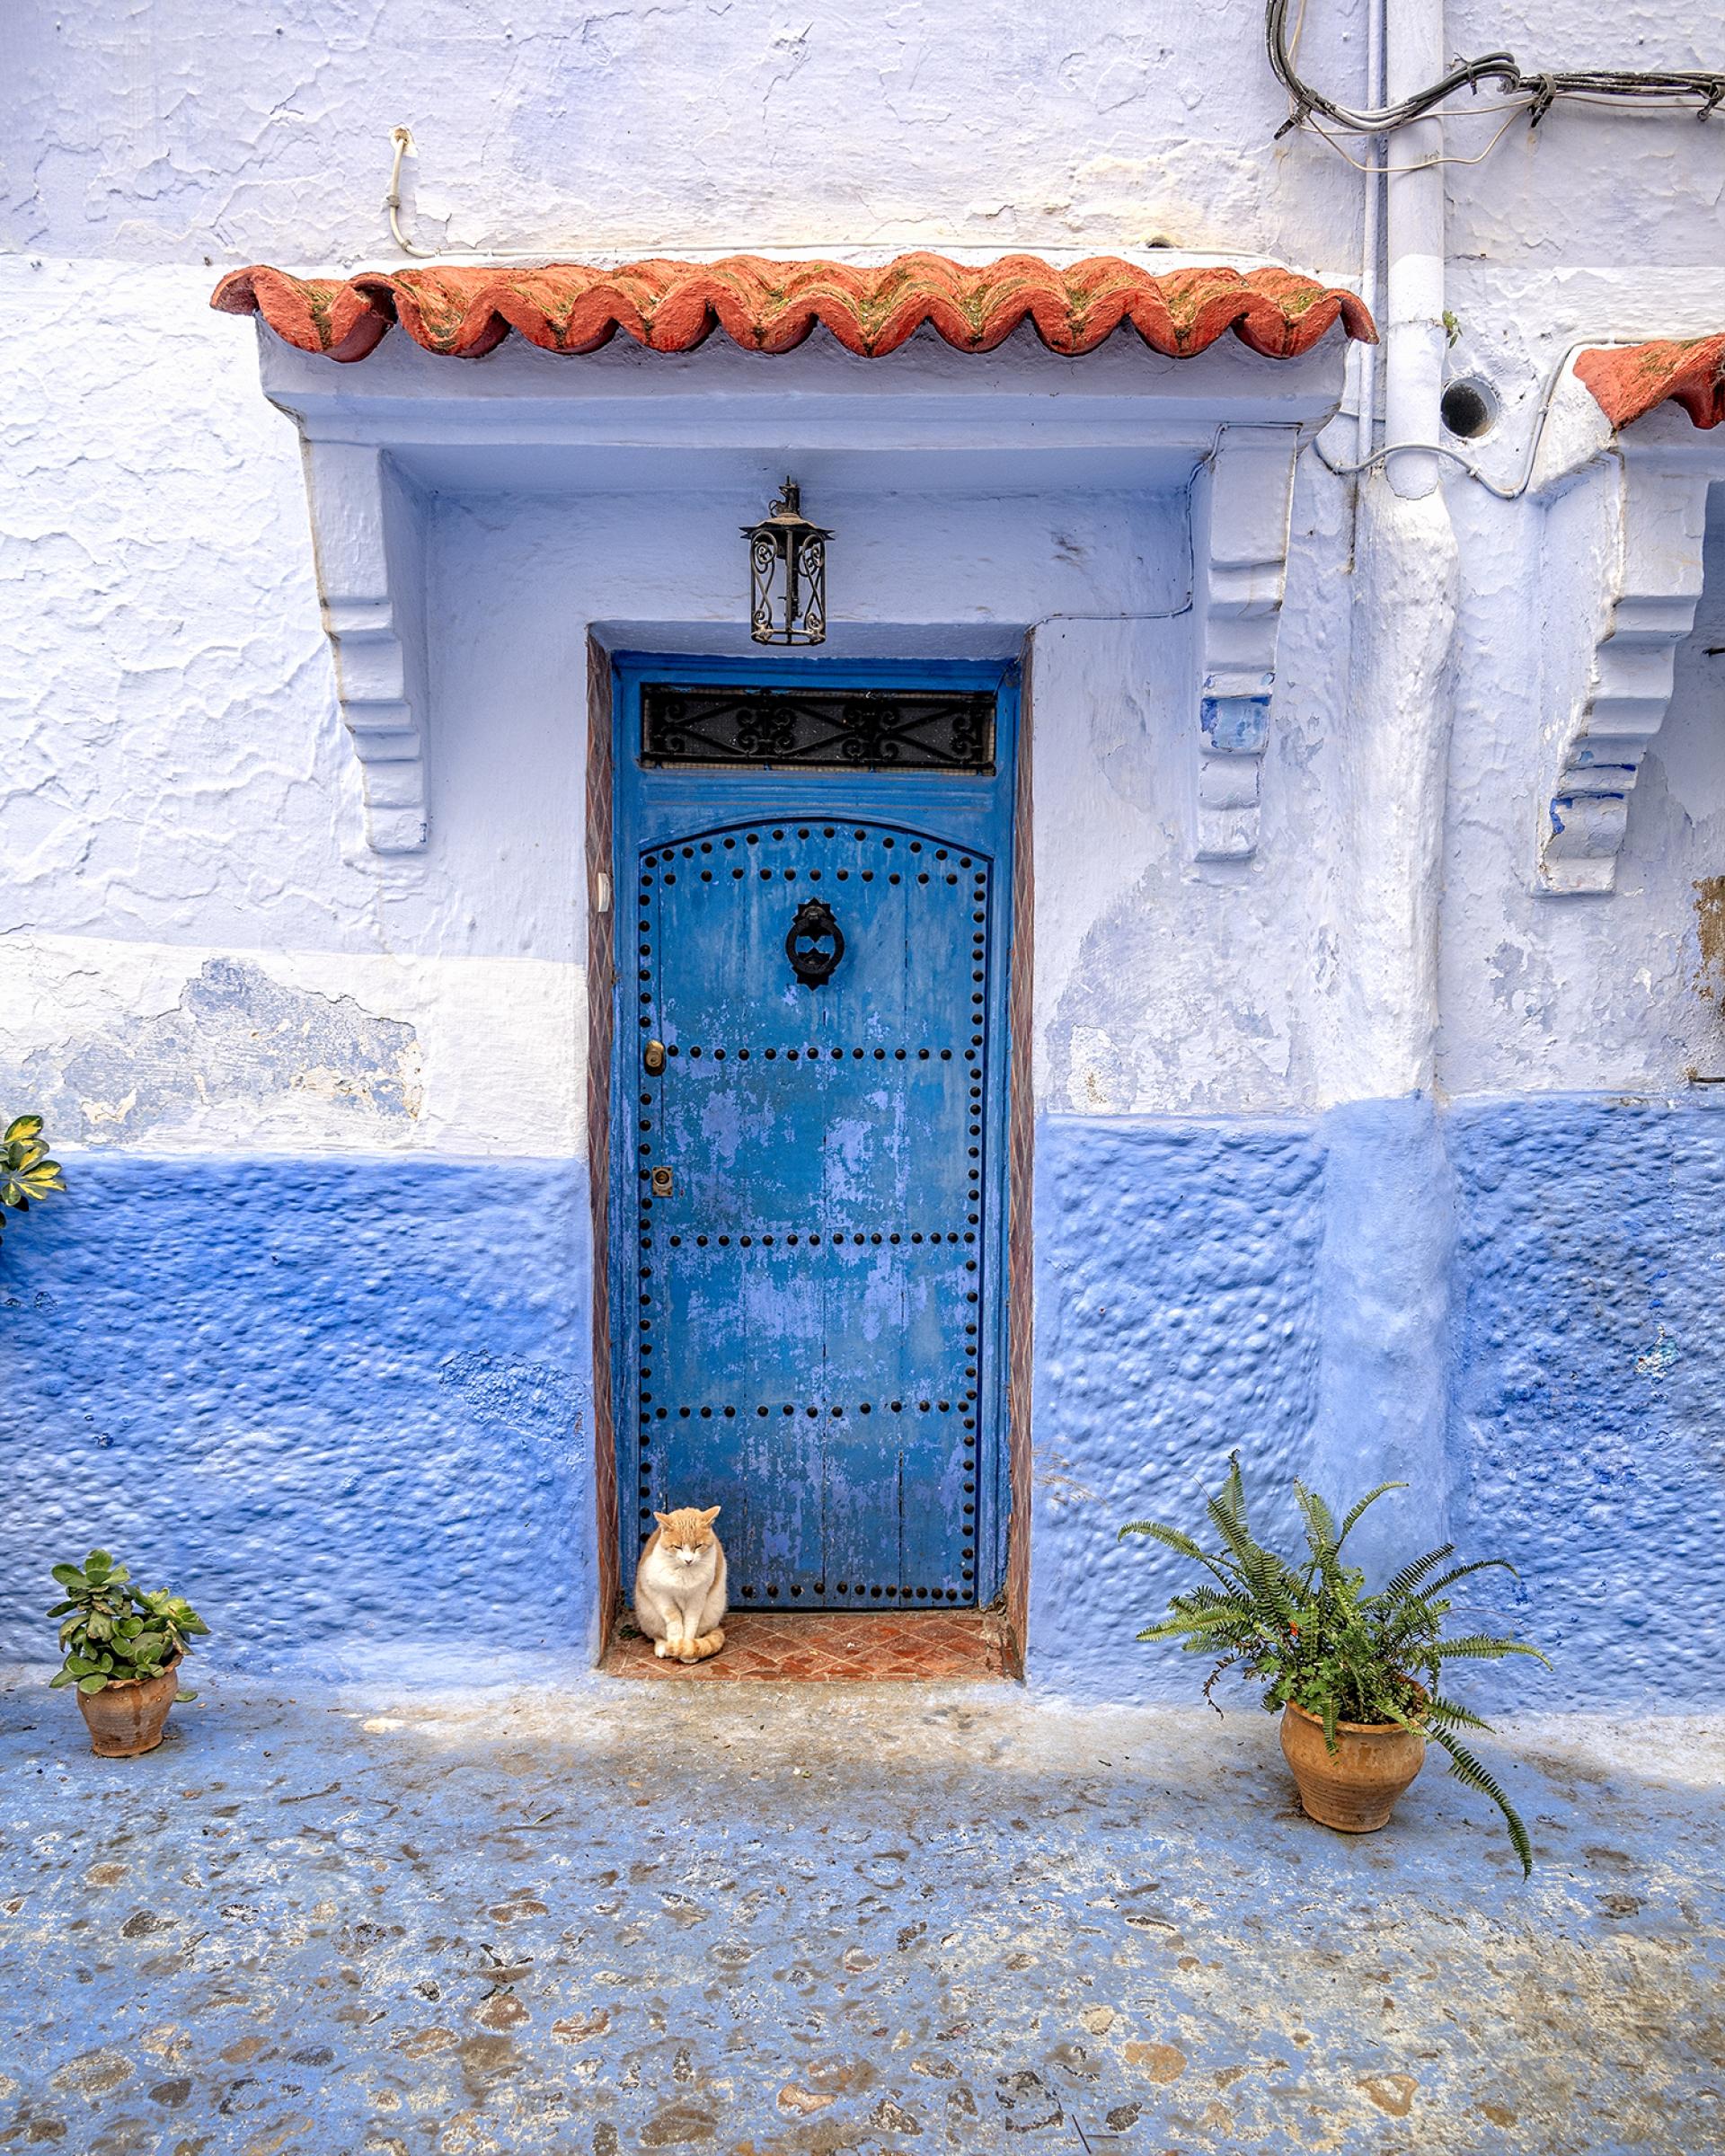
[603,1610,1005,1682]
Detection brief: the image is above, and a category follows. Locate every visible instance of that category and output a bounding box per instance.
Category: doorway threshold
[602,1608,1012,1682]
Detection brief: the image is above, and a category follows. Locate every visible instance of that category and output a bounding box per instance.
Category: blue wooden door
[613,659,1016,1612]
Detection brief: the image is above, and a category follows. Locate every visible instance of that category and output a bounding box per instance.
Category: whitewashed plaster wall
[0,0,1367,270]
[5,2,1724,1137]
[0,251,1348,1146]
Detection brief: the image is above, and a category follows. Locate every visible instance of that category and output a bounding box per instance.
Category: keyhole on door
[785,897,845,987]
[650,1166,674,1197]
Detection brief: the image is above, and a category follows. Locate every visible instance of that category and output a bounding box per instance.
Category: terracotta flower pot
[75,1660,181,1759]
[1280,1698,1426,1833]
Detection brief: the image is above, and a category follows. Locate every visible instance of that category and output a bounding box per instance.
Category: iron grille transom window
[640,684,996,774]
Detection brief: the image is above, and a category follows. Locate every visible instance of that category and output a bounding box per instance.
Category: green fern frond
[1118,1520,1240,1591]
[1295,1483,1339,1562]
[1333,1481,1406,1553]
[1383,1543,1456,1601]
[1119,1518,1195,1550]
[1432,1634,1552,1667]
[1429,1726,1534,1877]
[1205,1495,1304,1626]
[1135,1605,1247,1643]
[1423,1692,1493,1732]
[1419,1557,1519,1597]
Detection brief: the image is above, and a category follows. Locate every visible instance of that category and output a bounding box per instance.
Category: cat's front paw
[653,1639,672,1658]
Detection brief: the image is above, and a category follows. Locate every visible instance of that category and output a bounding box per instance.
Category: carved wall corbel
[300,442,429,853]
[1538,450,1711,895]
[1192,427,1302,863]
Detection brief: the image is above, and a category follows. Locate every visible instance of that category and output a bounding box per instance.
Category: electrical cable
[1265,0,1725,137]
[1310,339,1640,501]
[385,128,440,258]
[1305,106,1525,174]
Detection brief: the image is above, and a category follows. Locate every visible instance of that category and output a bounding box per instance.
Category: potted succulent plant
[1122,1457,1549,1873]
[0,1113,66,1245]
[48,1551,208,1758]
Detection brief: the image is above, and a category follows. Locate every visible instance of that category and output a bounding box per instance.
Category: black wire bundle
[1265,0,1725,137]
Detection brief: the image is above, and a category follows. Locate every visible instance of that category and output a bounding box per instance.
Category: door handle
[644,1039,667,1074]
[786,898,845,987]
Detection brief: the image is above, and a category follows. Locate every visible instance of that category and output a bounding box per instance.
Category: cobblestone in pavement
[0,1671,1720,2155]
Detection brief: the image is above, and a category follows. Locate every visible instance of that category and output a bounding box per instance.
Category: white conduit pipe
[1356,0,1384,469]
[1383,0,1446,499]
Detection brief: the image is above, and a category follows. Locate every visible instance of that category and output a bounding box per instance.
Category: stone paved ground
[1,1670,1721,2156]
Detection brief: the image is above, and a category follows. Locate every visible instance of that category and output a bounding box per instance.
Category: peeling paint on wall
[19,959,422,1144]
[1694,875,1725,1006]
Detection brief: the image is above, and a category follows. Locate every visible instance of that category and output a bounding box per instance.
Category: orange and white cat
[633,1507,728,1662]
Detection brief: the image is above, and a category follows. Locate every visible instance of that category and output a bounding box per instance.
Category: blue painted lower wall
[1030,1115,1325,1702]
[0,1157,595,1675]
[1032,1097,1725,1711]
[4,1102,1721,1707]
[1448,1098,1725,1711]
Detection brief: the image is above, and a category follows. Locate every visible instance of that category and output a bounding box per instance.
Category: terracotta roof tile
[211,253,1375,365]
[1576,338,1725,432]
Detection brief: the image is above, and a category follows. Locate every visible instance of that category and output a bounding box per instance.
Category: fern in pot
[1121,1457,1549,1872]
[49,1551,208,1758]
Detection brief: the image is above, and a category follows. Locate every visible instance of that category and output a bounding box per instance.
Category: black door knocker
[785,898,845,987]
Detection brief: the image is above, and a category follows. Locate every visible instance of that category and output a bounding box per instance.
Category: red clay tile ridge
[211,255,1376,366]
[1576,338,1725,432]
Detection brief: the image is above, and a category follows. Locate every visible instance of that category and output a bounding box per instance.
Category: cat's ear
[699,1506,721,1524]
[653,1512,672,1528]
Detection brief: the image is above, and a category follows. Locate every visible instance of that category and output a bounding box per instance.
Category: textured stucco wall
[1031,1115,1324,1702]
[0,1157,595,1674]
[0,1,1367,270]
[4,1,1725,1701]
[1034,1096,1725,1710]
[1449,1097,1725,1710]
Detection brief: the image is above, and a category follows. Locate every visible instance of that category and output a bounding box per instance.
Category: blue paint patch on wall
[22,959,423,1144]
[1030,1113,1325,1703]
[0,1155,594,1675]
[1198,693,1271,755]
[1448,1095,1725,1710]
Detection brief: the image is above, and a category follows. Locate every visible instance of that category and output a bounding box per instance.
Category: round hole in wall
[1440,377,1498,440]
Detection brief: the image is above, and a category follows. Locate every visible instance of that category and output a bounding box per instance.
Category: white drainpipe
[1383,0,1446,499]
[1355,0,1384,468]
[1314,0,1458,1561]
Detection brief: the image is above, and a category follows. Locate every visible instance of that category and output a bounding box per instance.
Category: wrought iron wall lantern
[744,479,832,646]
